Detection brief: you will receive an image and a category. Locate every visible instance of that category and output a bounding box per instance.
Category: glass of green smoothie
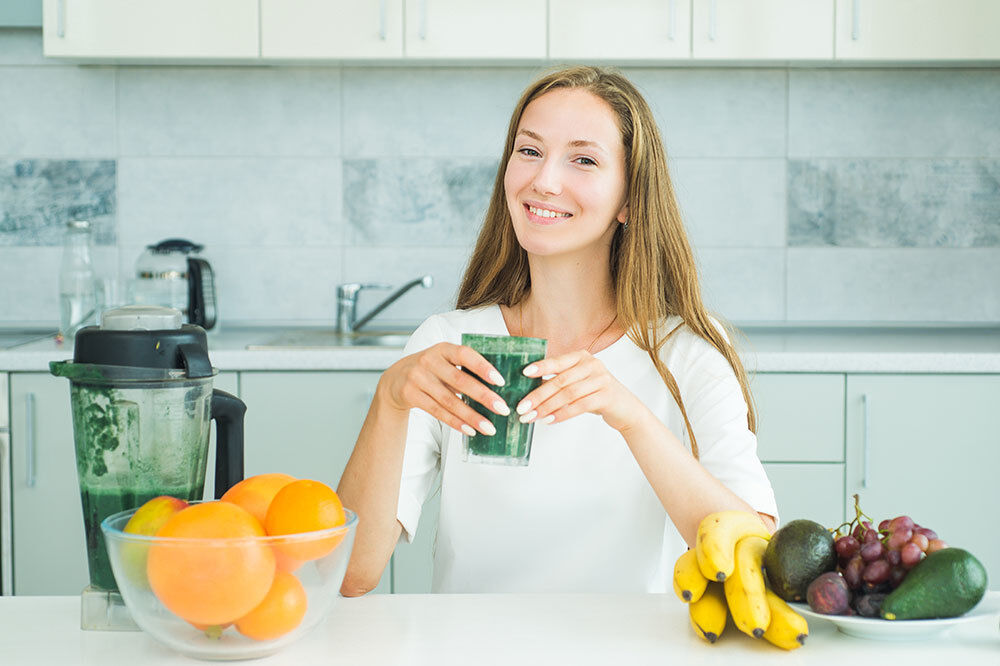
[461,333,547,466]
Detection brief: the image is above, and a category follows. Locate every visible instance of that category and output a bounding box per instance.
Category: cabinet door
[846,375,1000,580]
[835,0,1000,60]
[549,0,691,60]
[390,477,440,593]
[764,463,845,528]
[692,0,834,59]
[404,0,546,59]
[261,0,403,59]
[240,371,390,594]
[42,0,259,58]
[752,373,845,463]
[10,373,87,595]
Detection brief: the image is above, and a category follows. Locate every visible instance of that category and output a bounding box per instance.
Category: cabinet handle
[379,0,387,40]
[57,0,66,38]
[708,0,717,42]
[861,393,870,489]
[667,0,676,41]
[24,393,36,488]
[418,0,428,40]
[852,0,861,40]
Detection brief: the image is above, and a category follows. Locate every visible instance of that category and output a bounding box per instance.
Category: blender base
[81,586,139,631]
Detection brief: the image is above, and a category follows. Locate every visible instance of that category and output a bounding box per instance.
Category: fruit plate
[790,593,1000,641]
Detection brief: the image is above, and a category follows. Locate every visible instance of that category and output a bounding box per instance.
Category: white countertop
[1,593,997,665]
[1,325,999,373]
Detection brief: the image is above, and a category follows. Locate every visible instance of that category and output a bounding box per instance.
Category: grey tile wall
[1,28,999,326]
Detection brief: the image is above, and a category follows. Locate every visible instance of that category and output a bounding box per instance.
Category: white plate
[790,593,1000,641]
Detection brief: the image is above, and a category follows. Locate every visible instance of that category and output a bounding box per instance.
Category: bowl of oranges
[101,474,356,660]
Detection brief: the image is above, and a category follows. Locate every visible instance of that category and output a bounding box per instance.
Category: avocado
[881,548,988,620]
[763,519,837,602]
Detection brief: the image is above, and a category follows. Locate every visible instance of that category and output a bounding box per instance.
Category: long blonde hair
[456,65,756,458]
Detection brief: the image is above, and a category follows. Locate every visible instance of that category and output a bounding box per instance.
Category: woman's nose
[530,158,562,196]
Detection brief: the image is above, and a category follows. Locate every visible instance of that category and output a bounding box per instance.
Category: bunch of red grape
[831,496,948,616]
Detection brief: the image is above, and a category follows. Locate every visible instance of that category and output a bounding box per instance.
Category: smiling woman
[336,65,777,597]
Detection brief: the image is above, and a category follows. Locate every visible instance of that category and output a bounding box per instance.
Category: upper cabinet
[835,0,1000,60]
[261,0,403,59]
[692,0,834,60]
[403,0,545,59]
[549,0,691,61]
[42,0,258,59]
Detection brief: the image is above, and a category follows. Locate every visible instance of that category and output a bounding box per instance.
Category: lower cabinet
[8,371,238,595]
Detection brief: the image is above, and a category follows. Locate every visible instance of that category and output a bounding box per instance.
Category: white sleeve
[395,315,447,543]
[671,330,779,523]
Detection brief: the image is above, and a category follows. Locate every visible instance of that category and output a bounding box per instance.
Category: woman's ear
[616,205,629,225]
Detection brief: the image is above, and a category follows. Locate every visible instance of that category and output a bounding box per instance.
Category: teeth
[528,205,570,218]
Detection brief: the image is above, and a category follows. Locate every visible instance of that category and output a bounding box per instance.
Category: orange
[235,570,308,641]
[264,480,347,570]
[221,473,297,525]
[147,501,277,626]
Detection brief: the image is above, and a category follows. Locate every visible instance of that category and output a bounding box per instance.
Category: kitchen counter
[1,325,999,373]
[1,593,997,665]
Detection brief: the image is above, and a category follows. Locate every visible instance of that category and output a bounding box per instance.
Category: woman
[338,65,777,595]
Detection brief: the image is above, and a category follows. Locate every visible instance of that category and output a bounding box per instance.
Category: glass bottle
[59,219,98,339]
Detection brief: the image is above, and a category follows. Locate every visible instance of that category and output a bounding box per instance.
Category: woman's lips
[523,203,573,225]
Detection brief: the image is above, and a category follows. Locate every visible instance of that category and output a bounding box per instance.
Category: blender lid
[56,305,214,379]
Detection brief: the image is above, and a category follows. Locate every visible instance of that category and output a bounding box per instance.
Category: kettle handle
[211,389,247,499]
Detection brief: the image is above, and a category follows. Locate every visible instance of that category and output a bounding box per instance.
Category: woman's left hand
[514,351,649,433]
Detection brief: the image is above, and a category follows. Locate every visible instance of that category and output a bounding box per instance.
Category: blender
[50,305,246,630]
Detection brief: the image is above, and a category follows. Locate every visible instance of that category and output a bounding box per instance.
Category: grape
[889,565,908,588]
[863,527,880,544]
[835,535,861,560]
[860,541,884,562]
[927,538,948,554]
[910,533,929,552]
[878,518,891,531]
[843,555,864,589]
[889,515,915,532]
[887,528,912,550]
[854,592,888,618]
[862,559,891,585]
[885,548,902,567]
[901,542,924,568]
[915,527,938,541]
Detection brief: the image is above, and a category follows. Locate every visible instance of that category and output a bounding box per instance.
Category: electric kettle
[132,239,217,329]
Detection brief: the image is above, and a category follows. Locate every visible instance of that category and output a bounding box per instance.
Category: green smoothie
[80,485,202,591]
[462,334,546,466]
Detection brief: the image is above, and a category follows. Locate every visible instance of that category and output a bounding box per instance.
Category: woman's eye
[575,156,597,166]
[517,147,541,157]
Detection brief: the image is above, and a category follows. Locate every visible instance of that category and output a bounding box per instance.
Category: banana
[762,588,809,650]
[673,548,709,603]
[695,511,771,582]
[689,581,728,644]
[724,535,771,638]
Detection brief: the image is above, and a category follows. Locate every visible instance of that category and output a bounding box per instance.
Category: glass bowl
[101,505,357,661]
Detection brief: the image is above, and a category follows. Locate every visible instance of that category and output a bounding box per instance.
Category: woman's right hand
[378,342,510,436]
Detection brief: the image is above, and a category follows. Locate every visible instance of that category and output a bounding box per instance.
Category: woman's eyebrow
[516,129,608,154]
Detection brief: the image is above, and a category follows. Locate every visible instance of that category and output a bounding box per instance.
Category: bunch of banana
[674,511,809,650]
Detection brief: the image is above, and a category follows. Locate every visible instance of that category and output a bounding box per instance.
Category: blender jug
[50,305,246,631]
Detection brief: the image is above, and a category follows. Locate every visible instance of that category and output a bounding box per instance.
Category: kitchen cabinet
[42,0,258,59]
[835,0,1000,60]
[0,0,41,27]
[549,0,691,61]
[692,0,834,60]
[403,0,546,59]
[8,372,237,596]
[261,0,403,59]
[845,374,1000,579]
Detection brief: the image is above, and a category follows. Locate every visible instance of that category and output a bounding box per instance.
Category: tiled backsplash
[1,28,998,327]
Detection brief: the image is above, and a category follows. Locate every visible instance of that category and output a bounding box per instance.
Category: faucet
[336,275,434,333]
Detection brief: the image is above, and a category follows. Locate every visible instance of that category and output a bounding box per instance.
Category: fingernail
[493,400,510,416]
[516,400,532,415]
[480,420,497,436]
[523,365,539,377]
[519,410,537,424]
[541,415,555,425]
[489,370,506,386]
[461,424,476,437]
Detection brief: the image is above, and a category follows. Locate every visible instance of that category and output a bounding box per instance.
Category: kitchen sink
[246,329,414,350]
